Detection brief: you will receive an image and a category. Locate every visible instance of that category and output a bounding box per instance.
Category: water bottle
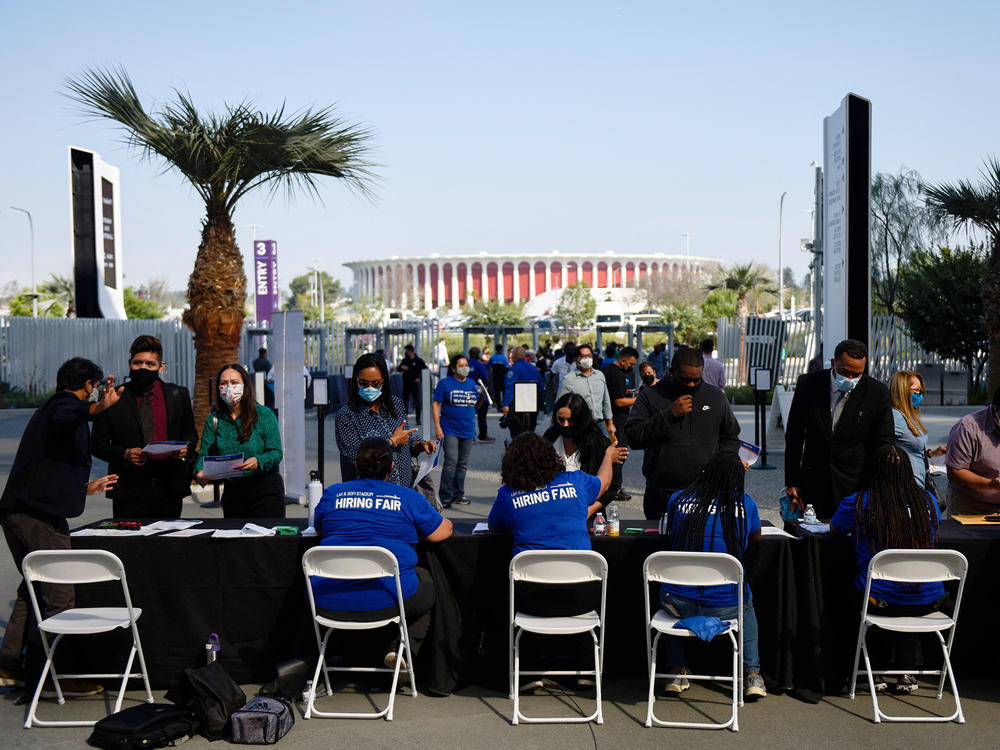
[205,633,220,664]
[592,512,607,536]
[803,504,818,523]
[307,471,323,530]
[607,504,620,536]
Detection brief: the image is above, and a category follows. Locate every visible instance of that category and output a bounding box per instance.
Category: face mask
[359,386,382,403]
[558,423,577,438]
[577,357,593,371]
[620,364,634,373]
[640,372,655,386]
[834,370,860,393]
[219,383,244,406]
[128,367,160,391]
[676,382,702,396]
[910,393,924,409]
[455,366,471,378]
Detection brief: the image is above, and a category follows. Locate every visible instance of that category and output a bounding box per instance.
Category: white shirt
[550,356,572,387]
[552,435,582,472]
[435,341,449,366]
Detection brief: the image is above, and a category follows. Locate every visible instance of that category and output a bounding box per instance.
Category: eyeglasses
[358,378,383,389]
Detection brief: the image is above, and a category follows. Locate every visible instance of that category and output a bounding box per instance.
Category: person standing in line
[944,386,1000,515]
[194,364,285,518]
[488,347,510,412]
[251,346,275,408]
[433,354,479,508]
[784,339,894,519]
[888,370,946,490]
[396,343,428,427]
[502,346,545,439]
[625,347,741,520]
[647,342,668,379]
[92,335,197,519]
[601,345,638,500]
[556,343,615,440]
[434,337,449,371]
[467,346,494,442]
[0,358,120,693]
[700,339,726,390]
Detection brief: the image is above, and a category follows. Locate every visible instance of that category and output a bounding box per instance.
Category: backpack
[230,696,294,745]
[87,703,200,750]
[165,661,247,740]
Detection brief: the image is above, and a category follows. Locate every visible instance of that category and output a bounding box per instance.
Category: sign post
[253,240,279,327]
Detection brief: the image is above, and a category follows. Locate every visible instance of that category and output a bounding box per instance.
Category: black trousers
[221,470,286,519]
[643,483,681,520]
[476,399,490,439]
[402,380,422,425]
[508,411,538,440]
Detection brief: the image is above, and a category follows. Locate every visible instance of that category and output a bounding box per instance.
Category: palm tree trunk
[182,210,247,435]
[984,239,1000,398]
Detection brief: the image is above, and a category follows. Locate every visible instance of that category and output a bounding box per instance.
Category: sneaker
[384,652,407,671]
[861,674,889,693]
[895,674,918,695]
[41,679,104,698]
[455,496,471,505]
[576,677,596,689]
[664,668,690,695]
[616,491,632,501]
[478,436,496,443]
[520,679,545,693]
[440,501,453,509]
[745,672,766,699]
[0,667,24,688]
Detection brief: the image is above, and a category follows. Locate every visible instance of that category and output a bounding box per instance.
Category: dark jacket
[542,425,621,509]
[784,369,893,517]
[91,381,197,502]
[0,390,92,520]
[624,380,740,488]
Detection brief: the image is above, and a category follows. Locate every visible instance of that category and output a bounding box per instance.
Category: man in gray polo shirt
[556,343,616,440]
[945,387,1000,515]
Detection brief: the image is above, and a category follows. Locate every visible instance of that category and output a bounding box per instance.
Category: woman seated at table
[194,363,284,518]
[659,454,766,700]
[889,370,946,491]
[312,437,453,666]
[831,444,947,695]
[542,393,623,511]
[335,353,435,489]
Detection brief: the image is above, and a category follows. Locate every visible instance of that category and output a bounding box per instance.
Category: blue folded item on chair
[673,616,731,641]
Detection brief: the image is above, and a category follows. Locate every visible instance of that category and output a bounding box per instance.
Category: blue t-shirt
[488,353,509,370]
[830,491,944,606]
[312,478,444,611]
[469,359,489,385]
[432,376,479,439]
[488,470,600,556]
[662,490,761,607]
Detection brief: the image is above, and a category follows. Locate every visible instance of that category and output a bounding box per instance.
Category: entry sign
[254,240,279,327]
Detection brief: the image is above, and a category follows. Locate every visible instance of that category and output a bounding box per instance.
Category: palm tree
[708,263,777,379]
[925,158,1000,397]
[39,273,75,317]
[66,68,376,425]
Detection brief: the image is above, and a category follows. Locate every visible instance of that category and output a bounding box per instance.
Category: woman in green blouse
[195,363,285,518]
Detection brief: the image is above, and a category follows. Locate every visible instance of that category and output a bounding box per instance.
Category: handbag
[87,703,200,750]
[230,696,294,745]
[779,493,803,521]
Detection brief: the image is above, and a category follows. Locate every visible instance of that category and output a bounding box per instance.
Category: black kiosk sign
[101,178,117,289]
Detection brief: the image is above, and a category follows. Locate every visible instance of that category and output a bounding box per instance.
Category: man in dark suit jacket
[784,338,893,518]
[92,335,197,518]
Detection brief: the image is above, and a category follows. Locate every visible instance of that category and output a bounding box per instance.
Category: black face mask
[640,372,655,386]
[127,368,160,392]
[674,381,702,397]
[558,424,577,438]
[621,365,634,374]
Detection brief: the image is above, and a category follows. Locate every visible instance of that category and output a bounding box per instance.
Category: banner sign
[254,240,279,327]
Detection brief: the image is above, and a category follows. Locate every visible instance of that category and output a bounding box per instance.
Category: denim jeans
[659,589,760,674]
[439,434,472,505]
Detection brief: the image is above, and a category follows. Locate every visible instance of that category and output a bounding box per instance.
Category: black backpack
[87,703,200,750]
[165,661,247,740]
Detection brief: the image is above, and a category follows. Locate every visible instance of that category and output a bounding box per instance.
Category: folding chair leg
[512,629,521,725]
[849,622,866,700]
[645,631,659,728]
[592,632,603,725]
[937,632,965,724]
[112,645,139,715]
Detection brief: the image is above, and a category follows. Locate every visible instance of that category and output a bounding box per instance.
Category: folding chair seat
[21,549,153,728]
[849,548,967,724]
[642,551,743,731]
[509,549,607,725]
[302,546,416,721]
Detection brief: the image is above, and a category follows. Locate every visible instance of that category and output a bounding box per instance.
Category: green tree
[66,67,376,426]
[700,288,738,325]
[8,289,64,317]
[897,246,989,395]
[925,158,1000,396]
[870,168,947,315]
[555,281,597,331]
[38,273,76,317]
[286,271,345,319]
[708,263,776,378]
[660,305,710,346]
[465,299,527,327]
[348,294,383,325]
[124,286,164,319]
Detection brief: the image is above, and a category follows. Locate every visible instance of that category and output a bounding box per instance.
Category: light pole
[778,192,787,319]
[681,232,692,257]
[10,206,36,317]
[308,260,324,323]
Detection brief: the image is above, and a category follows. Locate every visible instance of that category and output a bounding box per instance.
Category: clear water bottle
[803,504,818,523]
[592,512,607,536]
[607,504,620,536]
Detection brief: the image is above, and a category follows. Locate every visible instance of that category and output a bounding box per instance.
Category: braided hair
[667,454,748,560]
[858,444,937,552]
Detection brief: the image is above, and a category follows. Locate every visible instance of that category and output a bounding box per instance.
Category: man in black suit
[784,338,893,519]
[92,335,198,518]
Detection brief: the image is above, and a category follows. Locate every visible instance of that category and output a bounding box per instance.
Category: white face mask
[219,383,244,406]
[577,357,593,371]
[455,365,471,378]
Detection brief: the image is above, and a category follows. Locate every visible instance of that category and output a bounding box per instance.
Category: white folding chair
[21,549,153,728]
[302,546,417,721]
[508,549,607,725]
[642,551,743,731]
[848,548,967,724]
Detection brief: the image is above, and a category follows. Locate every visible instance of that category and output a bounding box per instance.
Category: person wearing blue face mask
[889,371,947,490]
[335,353,436,489]
[785,339,894,519]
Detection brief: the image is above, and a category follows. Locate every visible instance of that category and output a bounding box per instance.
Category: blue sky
[1,1,997,297]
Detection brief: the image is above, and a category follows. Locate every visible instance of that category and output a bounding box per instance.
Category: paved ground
[0,405,992,747]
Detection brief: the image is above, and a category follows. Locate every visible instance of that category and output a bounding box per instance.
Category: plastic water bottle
[607,504,620,536]
[593,512,608,536]
[803,504,818,523]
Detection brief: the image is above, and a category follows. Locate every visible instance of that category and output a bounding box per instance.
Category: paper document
[760,526,796,539]
[211,523,277,538]
[413,440,442,487]
[472,522,491,534]
[141,441,189,456]
[203,454,245,480]
[162,528,214,537]
[738,441,761,467]
[144,520,202,532]
[513,381,537,413]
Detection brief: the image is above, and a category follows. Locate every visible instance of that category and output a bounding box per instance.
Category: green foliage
[348,294,382,324]
[465,299,527,327]
[8,290,64,317]
[708,263,776,319]
[701,288,738,323]
[0,386,55,408]
[555,281,597,330]
[897,245,989,393]
[286,270,344,319]
[124,287,164,319]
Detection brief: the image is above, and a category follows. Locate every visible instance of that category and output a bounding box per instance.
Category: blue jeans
[659,589,760,674]
[439,435,472,505]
